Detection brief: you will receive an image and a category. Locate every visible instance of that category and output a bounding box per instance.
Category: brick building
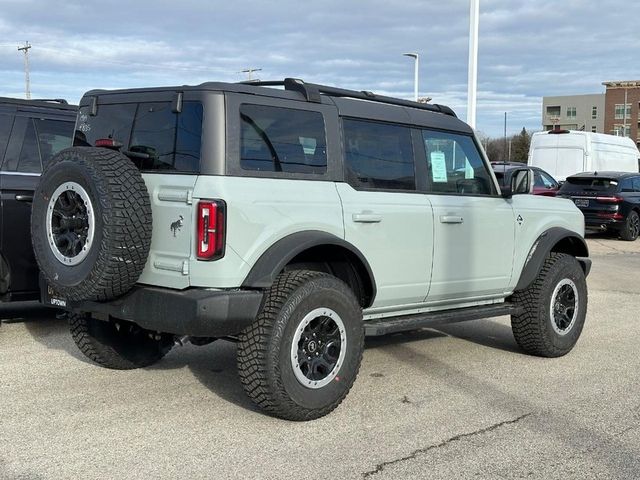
[603,81,640,147]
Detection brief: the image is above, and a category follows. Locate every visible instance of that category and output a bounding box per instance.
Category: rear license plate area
[574,199,589,207]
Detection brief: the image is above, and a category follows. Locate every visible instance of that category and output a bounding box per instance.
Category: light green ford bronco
[31,79,590,420]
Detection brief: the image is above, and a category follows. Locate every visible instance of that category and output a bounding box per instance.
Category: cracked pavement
[1,234,640,479]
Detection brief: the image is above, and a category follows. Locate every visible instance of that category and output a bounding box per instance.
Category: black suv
[0,98,77,301]
[559,171,640,241]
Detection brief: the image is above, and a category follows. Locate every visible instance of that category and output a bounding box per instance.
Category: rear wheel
[511,253,587,357]
[237,270,364,421]
[619,210,640,241]
[69,313,173,370]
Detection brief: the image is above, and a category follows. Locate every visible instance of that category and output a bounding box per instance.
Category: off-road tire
[619,210,640,241]
[31,147,152,302]
[69,313,173,370]
[237,270,364,421]
[511,253,587,357]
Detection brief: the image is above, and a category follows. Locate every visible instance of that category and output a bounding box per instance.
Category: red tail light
[197,200,226,260]
[94,138,123,149]
[595,195,623,204]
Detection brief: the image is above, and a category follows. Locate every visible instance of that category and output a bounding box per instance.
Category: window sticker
[465,159,474,179]
[430,151,448,183]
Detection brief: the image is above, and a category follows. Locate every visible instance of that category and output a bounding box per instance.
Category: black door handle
[15,194,34,202]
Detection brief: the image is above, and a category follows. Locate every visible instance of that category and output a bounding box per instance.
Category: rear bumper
[584,214,623,231]
[44,283,264,337]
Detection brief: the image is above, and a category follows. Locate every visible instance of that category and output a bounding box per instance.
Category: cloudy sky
[0,0,636,136]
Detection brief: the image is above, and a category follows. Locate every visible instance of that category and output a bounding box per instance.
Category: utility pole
[17,41,31,99]
[241,68,262,81]
[467,0,480,128]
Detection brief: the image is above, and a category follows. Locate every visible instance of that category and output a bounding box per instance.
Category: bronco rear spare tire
[31,147,152,302]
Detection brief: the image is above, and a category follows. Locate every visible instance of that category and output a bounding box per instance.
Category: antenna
[17,41,32,99]
[241,68,262,81]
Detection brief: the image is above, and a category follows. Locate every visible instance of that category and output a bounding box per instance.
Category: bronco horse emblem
[170,215,184,237]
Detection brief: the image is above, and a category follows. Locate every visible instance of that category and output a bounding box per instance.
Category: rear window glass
[76,101,203,173]
[240,104,327,174]
[559,177,619,193]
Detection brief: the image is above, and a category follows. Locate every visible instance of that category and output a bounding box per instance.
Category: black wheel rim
[629,213,639,239]
[551,279,578,335]
[46,182,95,265]
[291,308,346,388]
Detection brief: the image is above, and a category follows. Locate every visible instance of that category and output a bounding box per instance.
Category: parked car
[528,130,640,182]
[558,171,640,241]
[492,162,560,196]
[32,78,590,420]
[0,97,77,302]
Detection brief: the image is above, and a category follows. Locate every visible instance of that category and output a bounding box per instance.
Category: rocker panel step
[364,303,522,337]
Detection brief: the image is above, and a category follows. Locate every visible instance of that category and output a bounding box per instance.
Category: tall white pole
[413,54,419,102]
[403,53,419,102]
[467,0,479,128]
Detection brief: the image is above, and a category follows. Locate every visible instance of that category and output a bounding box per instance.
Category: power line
[17,41,31,99]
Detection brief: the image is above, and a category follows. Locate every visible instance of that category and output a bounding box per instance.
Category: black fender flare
[241,230,376,300]
[515,227,591,291]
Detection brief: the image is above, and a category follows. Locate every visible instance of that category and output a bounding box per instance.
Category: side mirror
[511,168,534,195]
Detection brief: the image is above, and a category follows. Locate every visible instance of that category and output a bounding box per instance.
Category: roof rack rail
[32,98,69,104]
[239,78,457,117]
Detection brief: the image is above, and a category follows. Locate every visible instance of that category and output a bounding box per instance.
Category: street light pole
[467,0,479,128]
[403,53,419,102]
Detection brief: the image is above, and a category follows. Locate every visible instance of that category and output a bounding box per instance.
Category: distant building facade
[603,81,640,147]
[542,94,605,133]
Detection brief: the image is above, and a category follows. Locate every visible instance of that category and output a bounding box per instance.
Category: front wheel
[237,270,364,421]
[511,253,588,357]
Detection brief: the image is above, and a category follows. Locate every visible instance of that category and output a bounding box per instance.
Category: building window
[591,126,597,133]
[614,104,631,120]
[613,124,631,137]
[546,106,561,117]
[566,107,577,119]
[592,106,598,119]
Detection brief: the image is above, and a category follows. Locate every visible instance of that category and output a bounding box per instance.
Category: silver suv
[31,79,590,420]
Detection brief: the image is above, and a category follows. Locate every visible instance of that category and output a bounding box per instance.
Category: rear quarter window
[239,104,327,174]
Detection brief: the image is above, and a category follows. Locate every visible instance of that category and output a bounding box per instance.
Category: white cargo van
[528,130,640,181]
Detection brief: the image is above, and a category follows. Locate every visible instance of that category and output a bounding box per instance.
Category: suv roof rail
[32,98,69,104]
[239,78,457,118]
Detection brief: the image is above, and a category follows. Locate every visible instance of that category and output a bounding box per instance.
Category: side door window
[539,171,558,188]
[343,118,415,191]
[422,130,495,196]
[33,119,74,168]
[620,178,634,193]
[633,178,640,192]
[0,114,13,165]
[16,119,41,173]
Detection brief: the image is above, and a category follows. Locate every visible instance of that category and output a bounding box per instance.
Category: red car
[491,162,560,197]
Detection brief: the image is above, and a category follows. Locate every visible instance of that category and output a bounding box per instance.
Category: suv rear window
[559,177,619,193]
[76,101,203,173]
[240,104,327,174]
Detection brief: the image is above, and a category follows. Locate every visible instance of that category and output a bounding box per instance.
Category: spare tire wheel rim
[46,181,95,266]
[291,307,347,389]
[550,278,579,336]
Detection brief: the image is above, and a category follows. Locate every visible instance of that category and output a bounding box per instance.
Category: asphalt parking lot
[1,235,639,480]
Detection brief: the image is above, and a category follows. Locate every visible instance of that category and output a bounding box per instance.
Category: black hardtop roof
[81,78,472,134]
[0,96,77,112]
[568,171,639,179]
